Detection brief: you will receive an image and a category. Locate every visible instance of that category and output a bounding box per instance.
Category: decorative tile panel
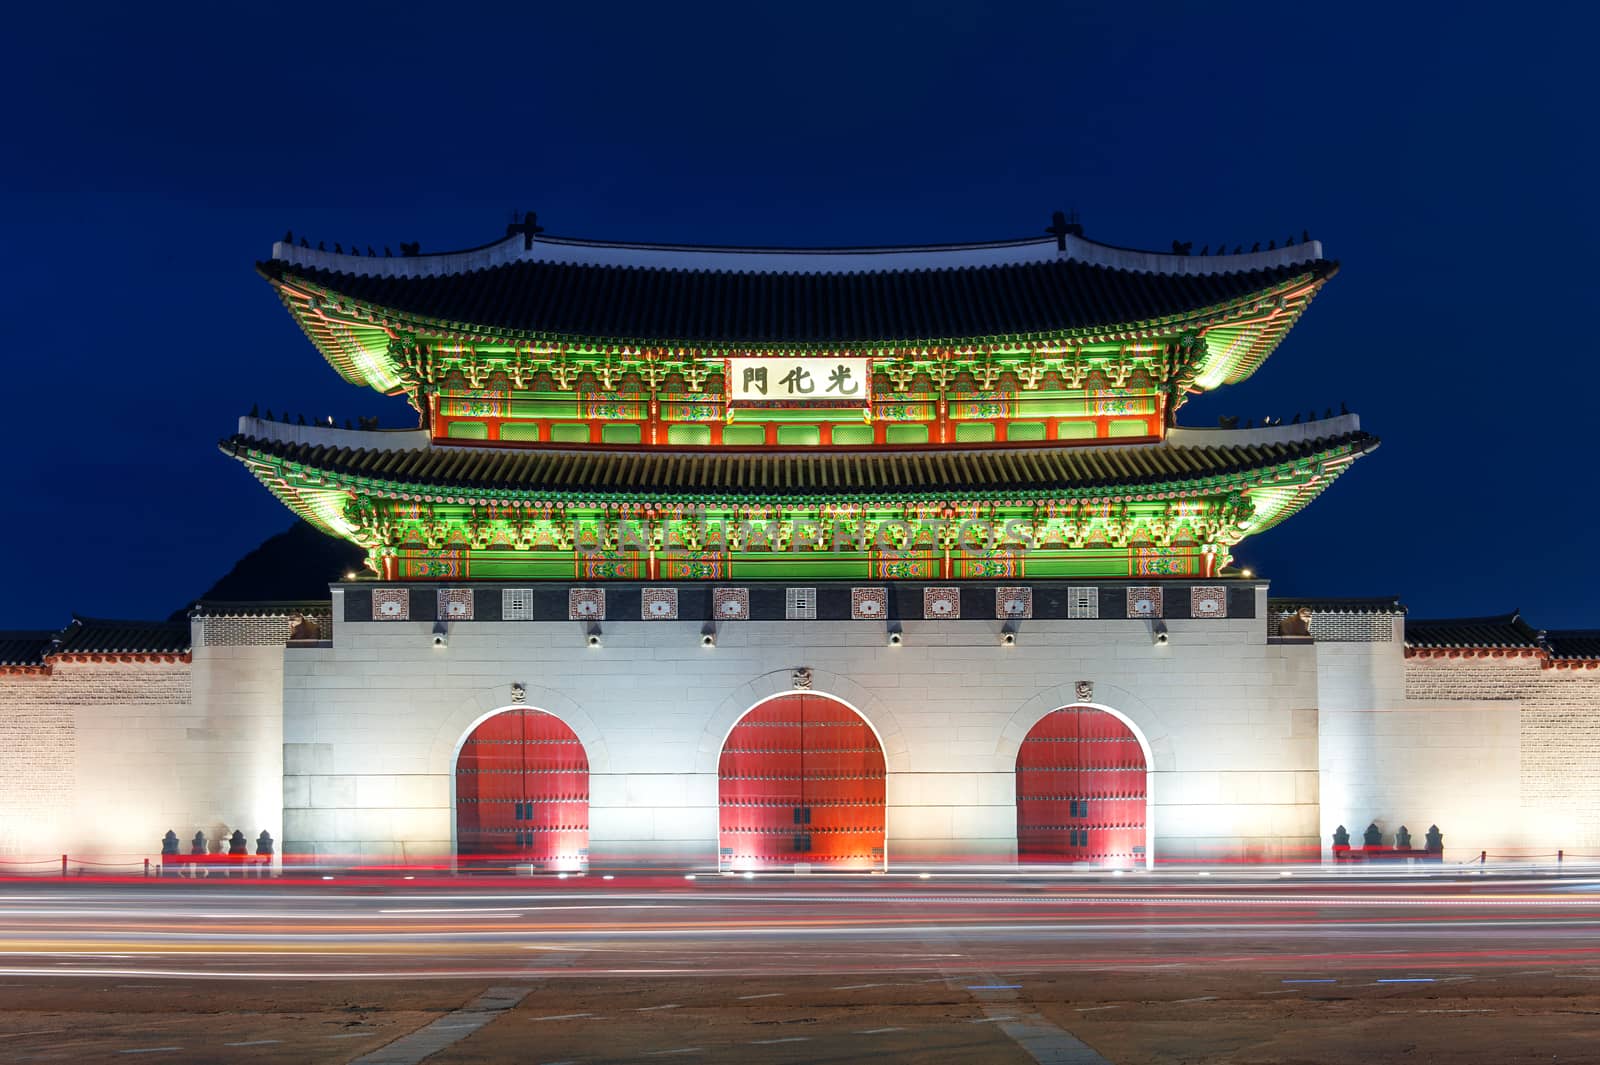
[1191,586,1228,619]
[923,587,960,619]
[785,587,816,620]
[850,587,888,620]
[372,588,410,622]
[641,587,679,621]
[438,589,474,620]
[1067,587,1099,619]
[1127,586,1163,619]
[501,588,536,621]
[713,587,750,620]
[568,588,605,621]
[995,586,1032,620]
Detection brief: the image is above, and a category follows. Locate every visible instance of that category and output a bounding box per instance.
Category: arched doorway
[1016,705,1147,866]
[455,708,589,871]
[718,694,886,870]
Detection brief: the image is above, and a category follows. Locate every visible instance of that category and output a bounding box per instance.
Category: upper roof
[261,239,1330,348]
[261,219,1336,390]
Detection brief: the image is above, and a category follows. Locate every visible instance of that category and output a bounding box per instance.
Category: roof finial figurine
[283,229,293,244]
[300,237,309,248]
[317,241,326,251]
[334,243,342,254]
[249,403,259,418]
[1199,245,1209,256]
[1290,411,1301,424]
[384,246,393,257]
[1250,242,1260,252]
[1171,240,1192,255]
[1302,228,1311,244]
[1233,245,1242,254]
[1340,400,1349,415]
[297,413,307,426]
[1268,239,1276,250]
[1324,407,1333,419]
[367,246,376,257]
[263,408,273,421]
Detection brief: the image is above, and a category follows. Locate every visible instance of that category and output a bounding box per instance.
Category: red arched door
[1017,706,1146,866]
[456,709,589,871]
[719,694,886,870]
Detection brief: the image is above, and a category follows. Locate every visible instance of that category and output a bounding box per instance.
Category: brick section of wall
[1270,611,1397,642]
[201,616,332,646]
[1406,658,1600,847]
[0,663,191,860]
[0,676,73,858]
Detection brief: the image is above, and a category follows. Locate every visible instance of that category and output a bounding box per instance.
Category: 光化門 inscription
[729,357,869,404]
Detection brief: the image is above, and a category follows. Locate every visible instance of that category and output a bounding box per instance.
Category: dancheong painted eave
[258,219,1335,395]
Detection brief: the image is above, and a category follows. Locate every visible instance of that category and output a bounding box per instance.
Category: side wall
[1312,627,1529,858]
[0,640,284,868]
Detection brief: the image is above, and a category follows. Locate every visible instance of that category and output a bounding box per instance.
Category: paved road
[1,871,1599,1062]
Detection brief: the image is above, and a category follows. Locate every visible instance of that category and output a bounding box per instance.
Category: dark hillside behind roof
[171,521,364,620]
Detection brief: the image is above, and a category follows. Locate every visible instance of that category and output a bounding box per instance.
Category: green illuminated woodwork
[233,433,1367,582]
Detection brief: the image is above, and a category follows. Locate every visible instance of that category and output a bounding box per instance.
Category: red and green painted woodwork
[270,267,1326,449]
[231,434,1367,581]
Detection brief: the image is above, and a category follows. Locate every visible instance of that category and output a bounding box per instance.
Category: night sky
[4,4,1595,630]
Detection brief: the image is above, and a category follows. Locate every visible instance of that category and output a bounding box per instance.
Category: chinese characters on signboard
[728,357,870,405]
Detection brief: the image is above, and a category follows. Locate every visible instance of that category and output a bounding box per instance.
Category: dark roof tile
[1544,630,1600,661]
[0,631,55,667]
[262,257,1331,345]
[53,617,190,657]
[1405,612,1541,650]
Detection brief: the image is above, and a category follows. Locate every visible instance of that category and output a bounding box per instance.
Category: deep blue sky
[3,4,1594,629]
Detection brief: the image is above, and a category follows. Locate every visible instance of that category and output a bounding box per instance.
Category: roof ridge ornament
[507,209,545,250]
[1045,209,1083,251]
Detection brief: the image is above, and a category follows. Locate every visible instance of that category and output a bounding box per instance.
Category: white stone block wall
[282,610,1325,866]
[1318,704,1523,859]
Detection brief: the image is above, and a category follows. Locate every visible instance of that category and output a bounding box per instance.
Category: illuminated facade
[1,217,1595,872]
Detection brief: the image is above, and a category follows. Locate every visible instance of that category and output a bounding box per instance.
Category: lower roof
[223,417,1377,505]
